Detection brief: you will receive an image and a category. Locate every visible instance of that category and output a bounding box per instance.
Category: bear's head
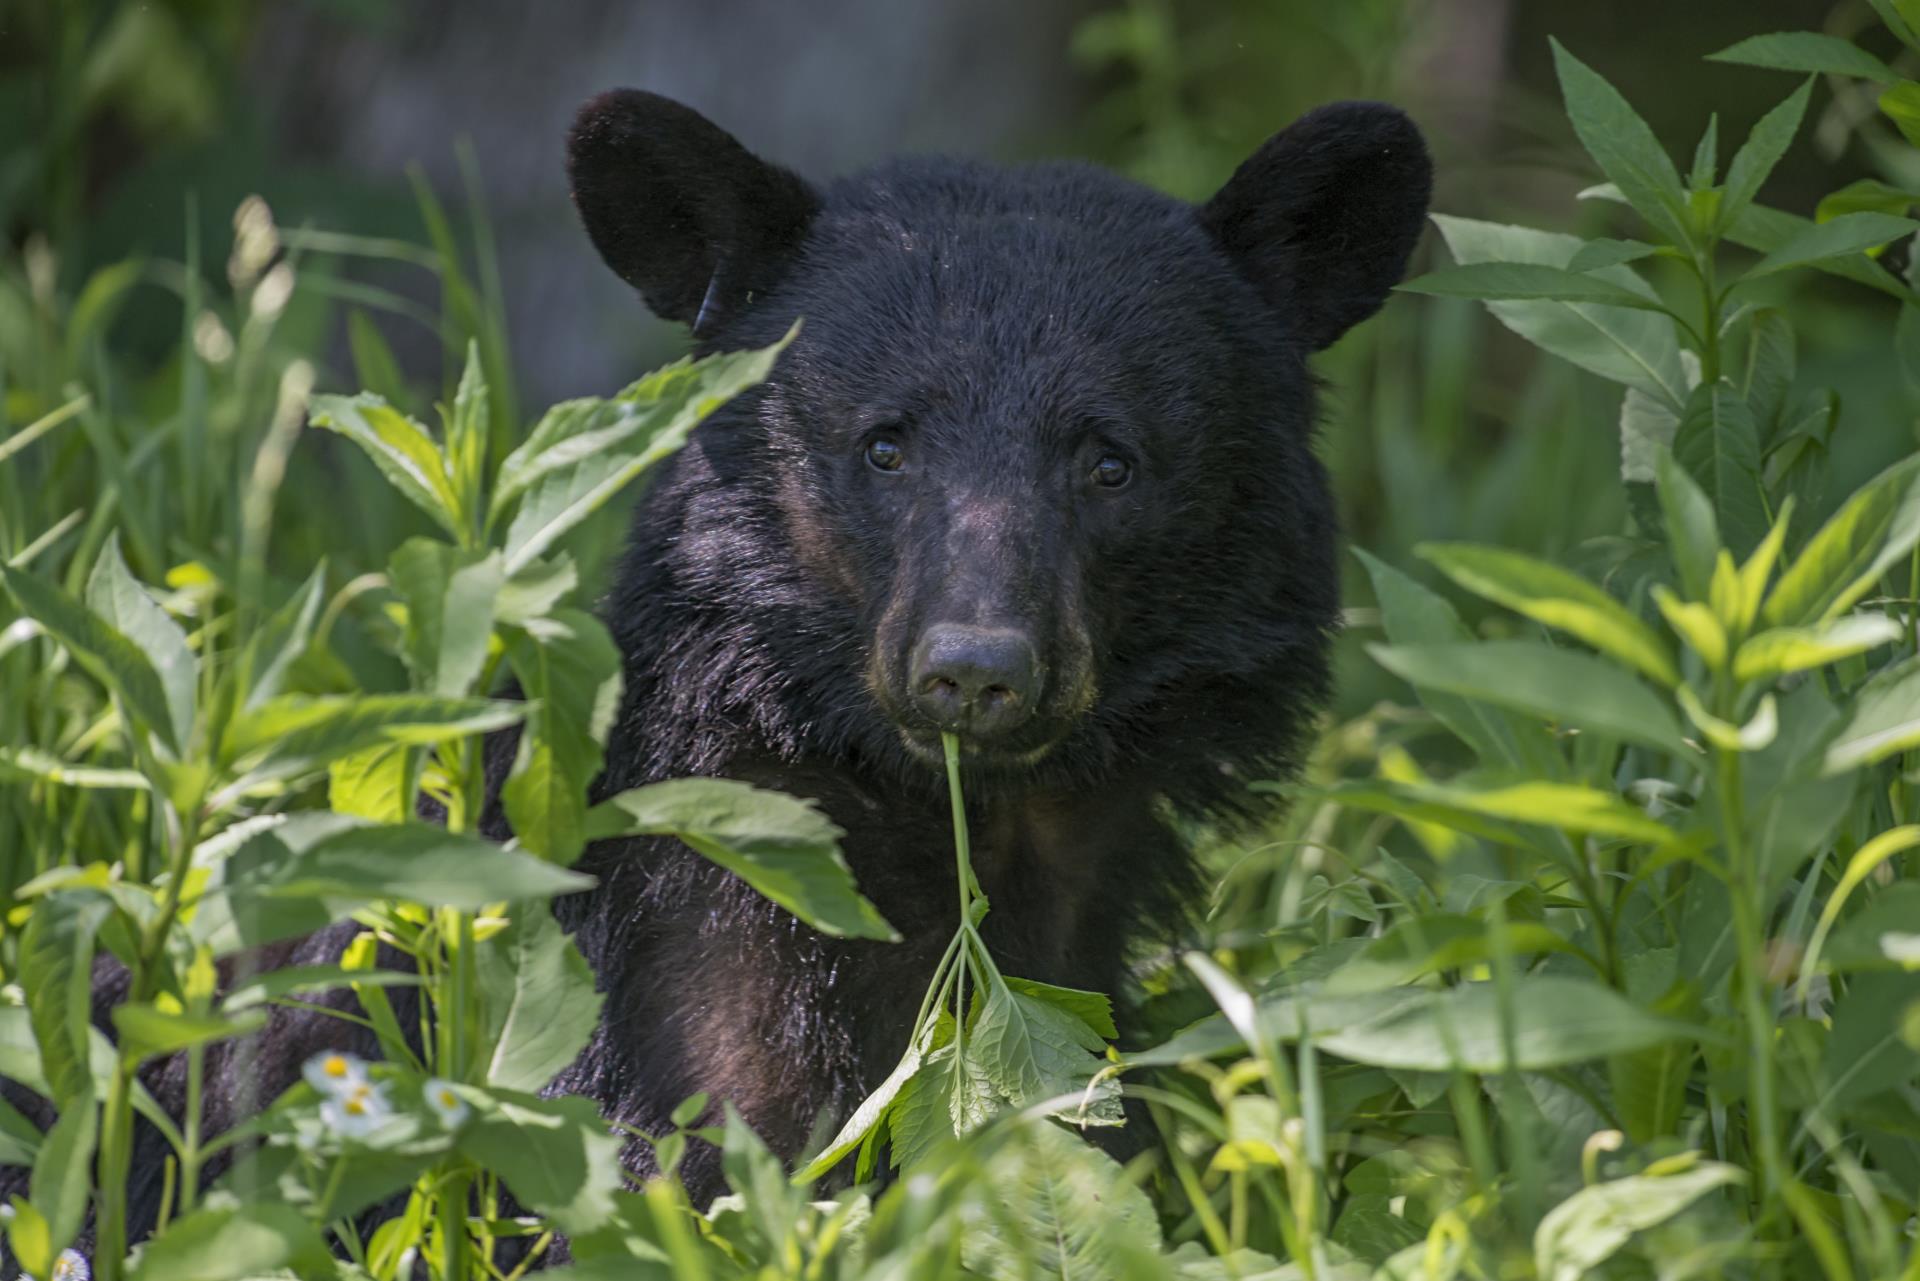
[568,91,1430,812]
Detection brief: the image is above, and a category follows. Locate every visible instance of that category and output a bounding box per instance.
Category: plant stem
[96,783,206,1280]
[1715,747,1781,1213]
[1698,253,1722,384]
[438,1169,473,1281]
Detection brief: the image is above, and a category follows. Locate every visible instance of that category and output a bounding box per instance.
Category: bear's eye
[1090,454,1132,489]
[865,436,906,473]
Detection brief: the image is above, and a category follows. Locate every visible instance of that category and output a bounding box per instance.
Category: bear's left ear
[568,89,820,335]
[1199,102,1432,351]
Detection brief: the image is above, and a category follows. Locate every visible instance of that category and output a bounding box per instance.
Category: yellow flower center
[323,1055,350,1078]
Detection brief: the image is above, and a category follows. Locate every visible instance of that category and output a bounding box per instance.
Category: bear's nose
[909,624,1038,739]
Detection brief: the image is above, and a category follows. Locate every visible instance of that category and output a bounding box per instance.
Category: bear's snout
[908,623,1040,739]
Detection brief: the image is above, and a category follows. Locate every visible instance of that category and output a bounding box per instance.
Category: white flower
[423,1078,471,1129]
[51,1249,91,1281]
[303,1050,371,1096]
[320,1081,392,1139]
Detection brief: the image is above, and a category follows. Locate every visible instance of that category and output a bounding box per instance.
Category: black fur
[0,90,1429,1264]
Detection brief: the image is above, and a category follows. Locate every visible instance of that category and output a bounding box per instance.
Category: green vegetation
[5,3,1920,1278]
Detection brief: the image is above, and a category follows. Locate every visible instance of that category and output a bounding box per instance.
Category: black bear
[2,88,1430,1259]
[551,90,1431,1193]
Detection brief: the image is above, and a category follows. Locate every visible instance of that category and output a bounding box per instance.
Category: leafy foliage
[4,6,1920,1279]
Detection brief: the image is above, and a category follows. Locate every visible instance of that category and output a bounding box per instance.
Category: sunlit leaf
[309,392,461,536]
[1765,454,1920,626]
[1824,656,1920,772]
[586,778,896,941]
[1535,1161,1742,1281]
[1417,542,1679,686]
[478,905,604,1093]
[1370,640,1689,755]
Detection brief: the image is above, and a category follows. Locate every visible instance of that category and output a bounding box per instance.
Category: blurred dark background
[0,0,1868,402]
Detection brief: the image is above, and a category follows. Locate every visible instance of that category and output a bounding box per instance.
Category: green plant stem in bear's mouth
[794,733,1123,1185]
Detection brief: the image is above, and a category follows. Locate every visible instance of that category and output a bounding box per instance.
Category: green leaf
[346,309,409,407]
[794,1037,928,1182]
[478,904,604,1093]
[224,693,523,782]
[1655,588,1728,673]
[0,561,185,754]
[1672,382,1766,559]
[388,540,503,697]
[259,821,594,910]
[448,338,490,519]
[586,778,897,941]
[1743,211,1920,280]
[240,563,325,710]
[1707,32,1899,84]
[1318,977,1698,1072]
[1881,81,1920,149]
[1824,656,1920,772]
[1822,883,1920,974]
[1325,914,1580,994]
[960,1122,1162,1278]
[497,329,794,575]
[1004,977,1118,1040]
[456,1089,624,1235]
[1369,640,1690,756]
[1430,216,1687,404]
[112,1002,266,1062]
[1825,973,1920,1107]
[1817,178,1920,222]
[1765,455,1920,626]
[309,392,461,536]
[1315,776,1679,850]
[0,746,149,791]
[30,1091,95,1266]
[86,534,196,752]
[4,1202,55,1281]
[327,742,412,822]
[1619,385,1681,484]
[19,891,110,1106]
[1354,548,1536,768]
[1720,79,1814,232]
[1658,449,1720,610]
[193,816,595,953]
[1398,263,1668,310]
[1874,0,1920,51]
[1688,114,1719,191]
[971,980,1122,1124]
[1534,1161,1743,1281]
[503,609,624,864]
[1737,308,1797,444]
[1551,40,1690,246]
[1417,542,1679,686]
[1726,201,1917,301]
[218,964,422,1013]
[1567,238,1663,271]
[1733,615,1904,683]
[1677,685,1778,752]
[126,1203,333,1281]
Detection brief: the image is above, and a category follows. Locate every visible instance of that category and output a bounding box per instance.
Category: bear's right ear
[1199,102,1431,351]
[568,90,819,334]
